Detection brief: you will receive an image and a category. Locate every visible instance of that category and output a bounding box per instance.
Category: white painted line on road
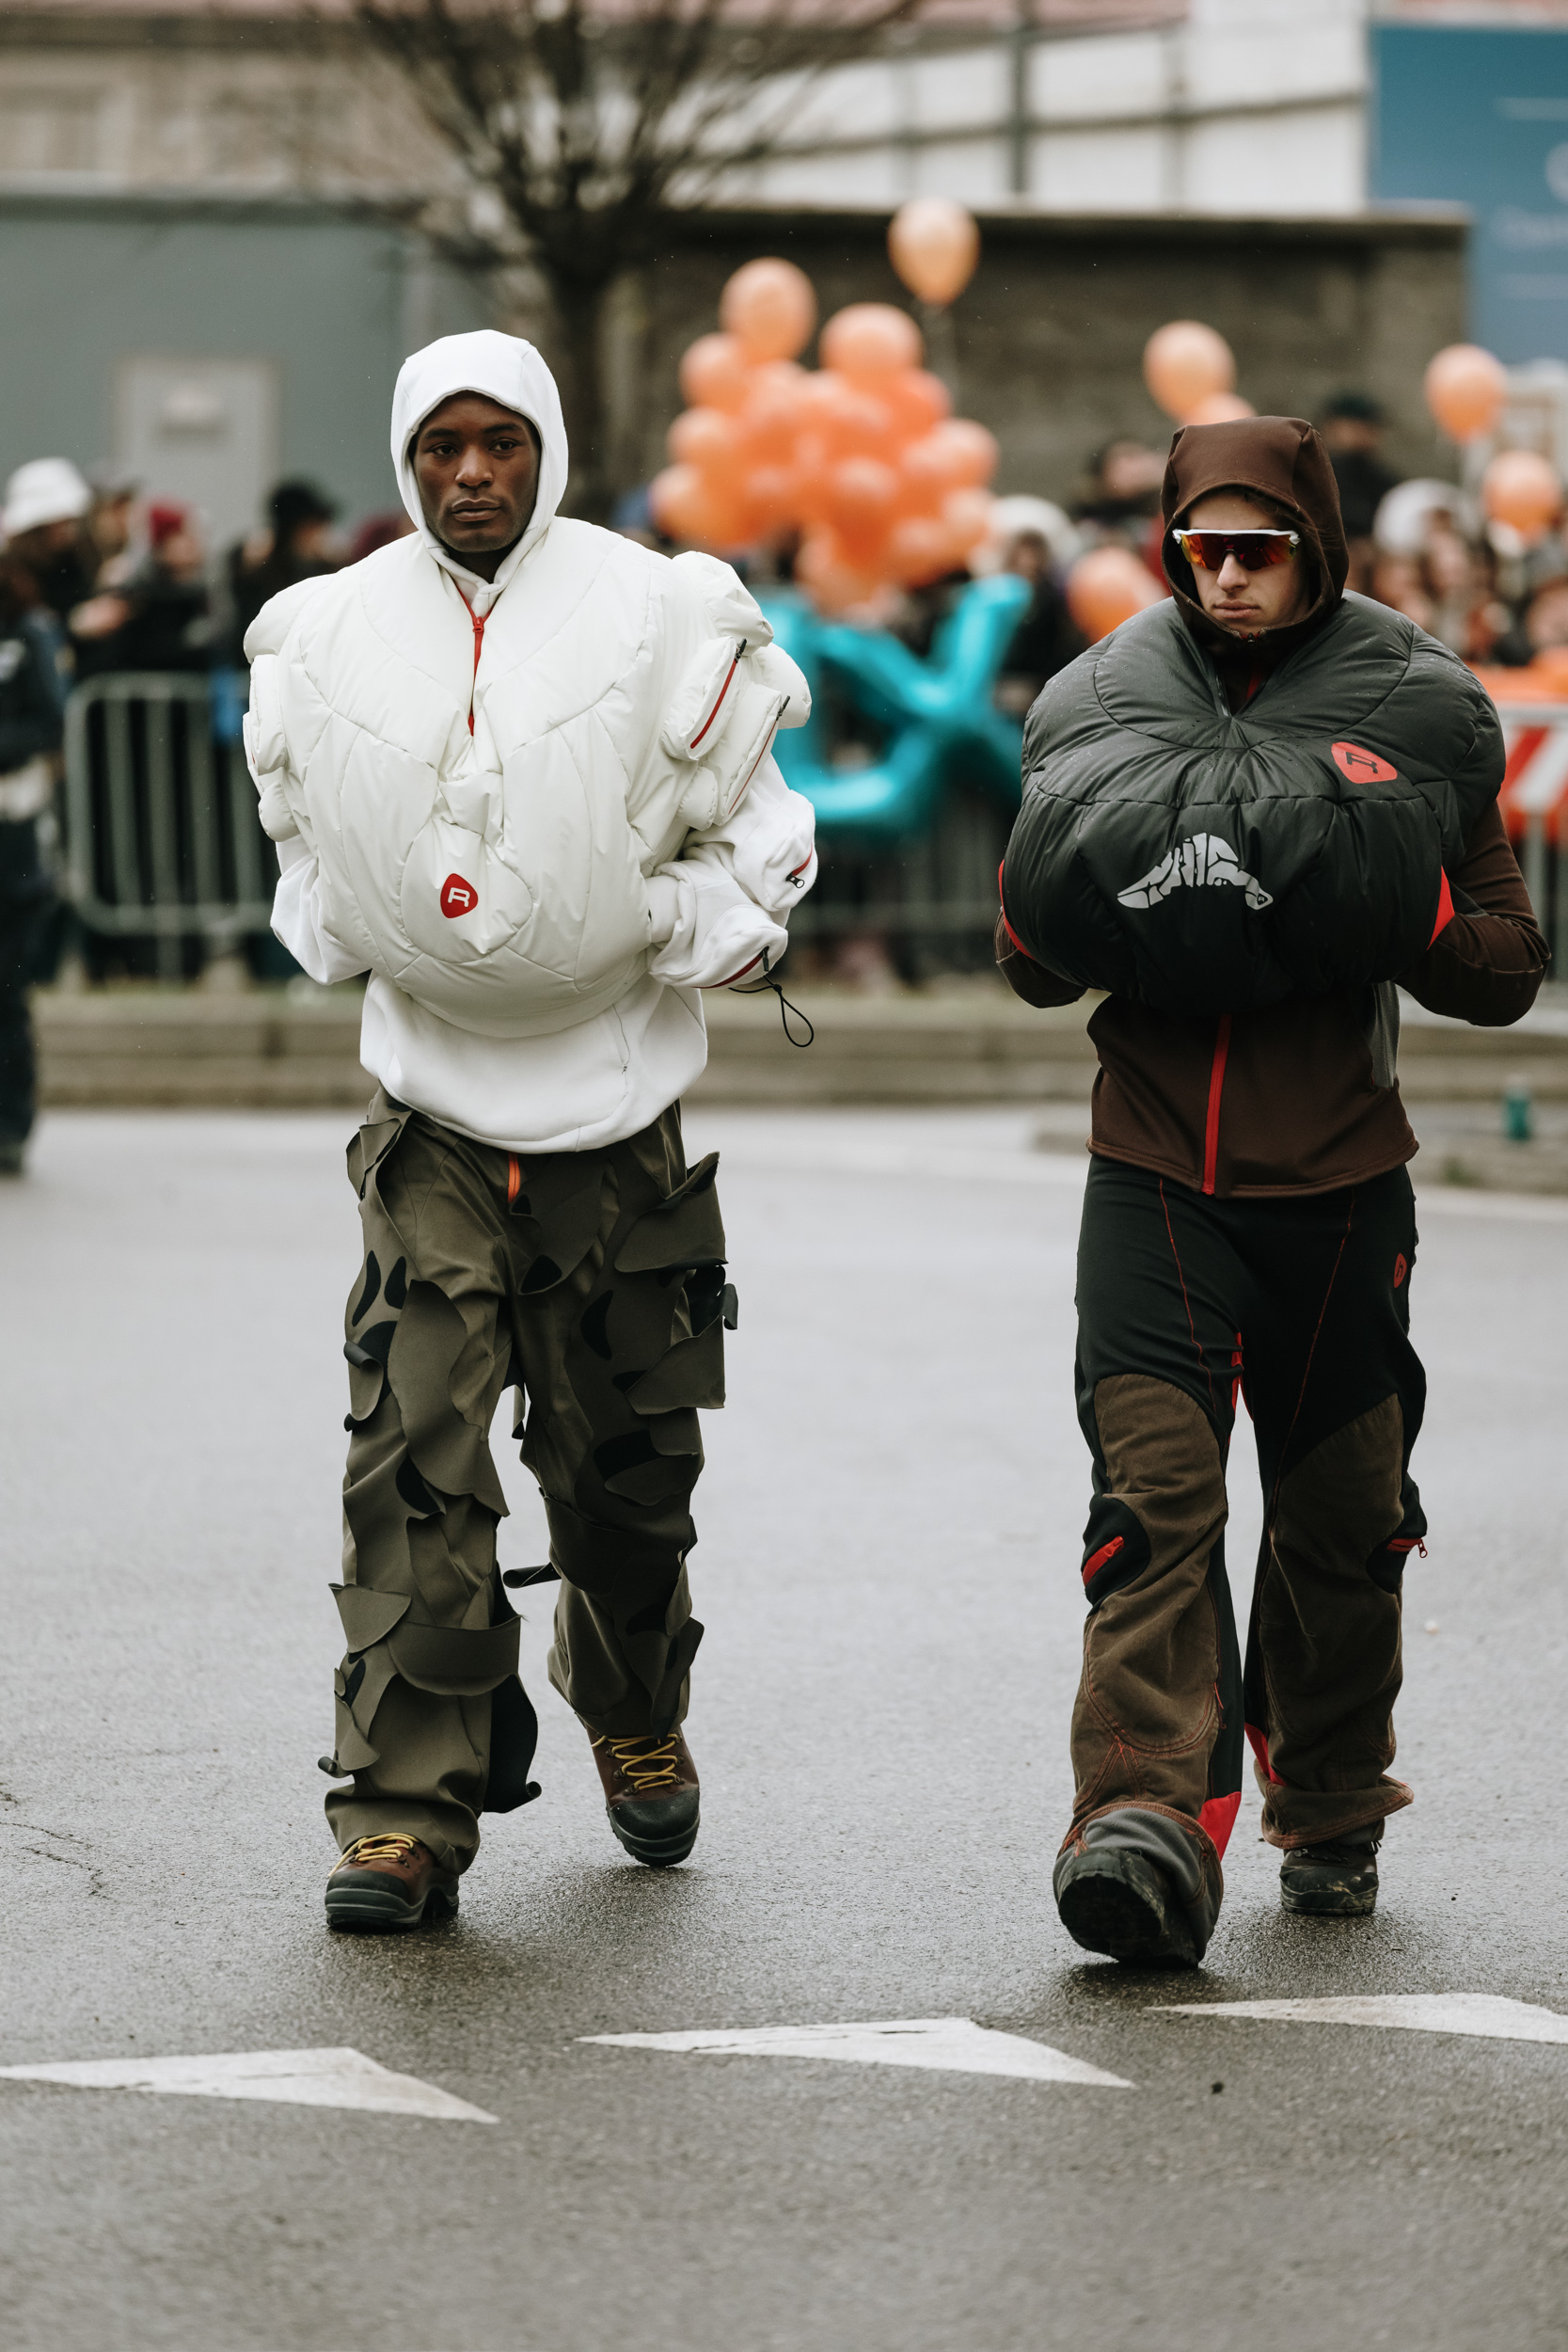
[1161,1994,1568,2044]
[580,2016,1132,2085]
[0,2046,497,2121]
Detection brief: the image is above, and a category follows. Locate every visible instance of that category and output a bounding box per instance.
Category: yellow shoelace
[332,1833,421,1875]
[595,1733,684,1792]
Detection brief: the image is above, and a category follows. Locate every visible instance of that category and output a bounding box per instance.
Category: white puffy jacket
[245,330,817,1152]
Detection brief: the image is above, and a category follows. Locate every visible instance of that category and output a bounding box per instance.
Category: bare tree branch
[358,0,935,512]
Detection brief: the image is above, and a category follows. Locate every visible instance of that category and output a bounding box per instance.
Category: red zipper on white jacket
[467,604,485,735]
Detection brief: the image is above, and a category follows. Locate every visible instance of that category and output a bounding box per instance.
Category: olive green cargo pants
[322,1089,731,1873]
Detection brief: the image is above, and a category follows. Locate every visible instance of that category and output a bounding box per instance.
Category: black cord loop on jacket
[732,949,815,1048]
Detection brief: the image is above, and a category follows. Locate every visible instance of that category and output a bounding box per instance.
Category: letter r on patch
[440,874,477,918]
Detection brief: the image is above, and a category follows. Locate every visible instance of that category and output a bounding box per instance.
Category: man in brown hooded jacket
[999,417,1547,1965]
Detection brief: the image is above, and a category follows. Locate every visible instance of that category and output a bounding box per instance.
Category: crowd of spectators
[1012,391,1568,693]
[0,458,420,694]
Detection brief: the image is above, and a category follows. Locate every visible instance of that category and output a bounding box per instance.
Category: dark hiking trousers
[1059,1155,1425,1945]
[324,1089,731,1873]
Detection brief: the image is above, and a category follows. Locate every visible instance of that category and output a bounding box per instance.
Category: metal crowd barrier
[62,673,276,978]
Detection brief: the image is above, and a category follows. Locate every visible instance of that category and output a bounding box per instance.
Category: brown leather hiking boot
[325,1834,459,1932]
[586,1727,700,1867]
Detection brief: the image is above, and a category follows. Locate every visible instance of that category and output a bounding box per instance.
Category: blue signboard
[1372,24,1568,364]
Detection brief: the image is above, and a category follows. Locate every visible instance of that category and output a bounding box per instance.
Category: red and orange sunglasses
[1171,527,1300,572]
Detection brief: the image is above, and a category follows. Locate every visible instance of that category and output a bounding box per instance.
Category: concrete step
[31,983,1568,1111]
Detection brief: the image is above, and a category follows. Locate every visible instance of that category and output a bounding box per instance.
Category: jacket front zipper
[1202,1013,1231,1196]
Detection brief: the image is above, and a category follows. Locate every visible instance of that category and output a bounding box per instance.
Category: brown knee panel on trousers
[1252,1391,1410,1847]
[323,1090,727,1871]
[1069,1374,1228,1839]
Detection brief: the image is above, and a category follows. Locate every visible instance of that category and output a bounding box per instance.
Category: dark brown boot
[586,1727,700,1868]
[325,1834,459,1932]
[1279,1828,1381,1916]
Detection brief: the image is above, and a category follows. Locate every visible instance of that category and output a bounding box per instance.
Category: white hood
[389,329,569,614]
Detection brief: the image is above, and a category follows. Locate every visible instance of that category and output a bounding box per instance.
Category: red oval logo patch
[440,873,477,918]
[1331,741,1399,785]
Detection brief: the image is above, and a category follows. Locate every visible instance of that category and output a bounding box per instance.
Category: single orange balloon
[1144,321,1236,423]
[679,333,752,416]
[650,464,746,550]
[929,419,999,488]
[886,514,956,587]
[1482,448,1561,537]
[1067,547,1165,642]
[720,258,817,363]
[807,377,892,458]
[743,465,799,535]
[888,199,980,308]
[942,486,994,555]
[736,361,807,464]
[820,303,924,382]
[1183,392,1256,426]
[796,529,881,614]
[1425,344,1508,443]
[881,368,952,441]
[667,406,744,481]
[898,434,954,512]
[826,455,901,548]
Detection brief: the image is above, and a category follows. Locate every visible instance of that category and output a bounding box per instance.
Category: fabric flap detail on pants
[484,1674,542,1814]
[545,1494,687,1594]
[596,1417,703,1503]
[648,1616,704,1737]
[614,1154,725,1273]
[508,1161,610,1294]
[626,1319,726,1415]
[331,1583,413,1651]
[388,1280,510,1518]
[346,1109,412,1200]
[386,1614,522,1696]
[329,1641,403,1772]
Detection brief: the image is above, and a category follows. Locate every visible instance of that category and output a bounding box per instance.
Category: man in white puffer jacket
[245,331,817,1931]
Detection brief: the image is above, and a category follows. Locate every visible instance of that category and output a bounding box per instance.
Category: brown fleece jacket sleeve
[1398,801,1550,1027]
[994,911,1085,1009]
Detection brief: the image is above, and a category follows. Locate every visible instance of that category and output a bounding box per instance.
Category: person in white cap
[1,458,96,622]
[244,331,817,1931]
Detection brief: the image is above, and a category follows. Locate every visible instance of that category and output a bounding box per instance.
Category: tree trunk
[547,271,613,524]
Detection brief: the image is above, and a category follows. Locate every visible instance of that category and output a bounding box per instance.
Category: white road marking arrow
[1160,1994,1568,2045]
[0,2046,496,2120]
[580,2016,1131,2085]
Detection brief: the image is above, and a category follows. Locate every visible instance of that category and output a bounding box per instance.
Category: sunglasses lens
[1179,532,1295,571]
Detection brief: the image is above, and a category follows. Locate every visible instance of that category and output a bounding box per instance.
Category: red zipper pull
[468,606,486,737]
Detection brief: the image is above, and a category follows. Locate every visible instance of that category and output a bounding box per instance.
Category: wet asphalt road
[3,1104,1567,2352]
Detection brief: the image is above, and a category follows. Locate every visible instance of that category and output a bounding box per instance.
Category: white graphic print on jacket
[244,329,817,1152]
[1117,833,1273,914]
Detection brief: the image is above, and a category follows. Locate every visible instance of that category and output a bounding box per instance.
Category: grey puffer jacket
[999,591,1504,1017]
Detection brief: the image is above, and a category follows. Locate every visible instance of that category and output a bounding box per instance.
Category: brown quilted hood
[1161,415,1349,661]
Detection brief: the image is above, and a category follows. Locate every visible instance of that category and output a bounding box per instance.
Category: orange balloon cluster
[652,259,1000,612]
[1424,343,1508,443]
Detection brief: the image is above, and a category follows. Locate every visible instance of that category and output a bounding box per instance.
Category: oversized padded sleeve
[270,835,369,987]
[646,752,817,991]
